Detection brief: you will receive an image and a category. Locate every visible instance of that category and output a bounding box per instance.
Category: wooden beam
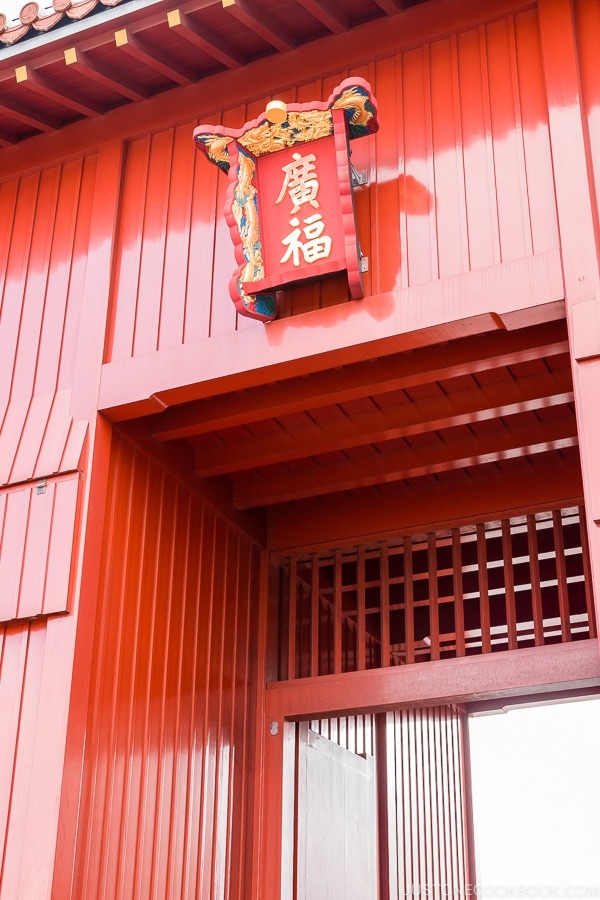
[294,0,348,34]
[372,0,403,13]
[0,98,55,132]
[268,447,584,555]
[264,640,600,720]
[194,368,574,476]
[233,415,578,507]
[15,65,103,117]
[221,0,294,51]
[114,29,195,86]
[167,9,244,68]
[64,47,150,102]
[151,320,569,442]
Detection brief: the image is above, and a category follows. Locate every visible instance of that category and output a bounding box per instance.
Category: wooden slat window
[279,505,596,680]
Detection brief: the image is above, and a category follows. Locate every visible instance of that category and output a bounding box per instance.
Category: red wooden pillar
[538,0,600,622]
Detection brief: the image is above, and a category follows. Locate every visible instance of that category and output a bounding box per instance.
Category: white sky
[469,697,600,896]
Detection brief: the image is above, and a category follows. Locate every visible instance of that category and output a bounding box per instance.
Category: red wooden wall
[104,7,560,359]
[59,430,261,899]
[0,0,599,896]
[0,156,97,897]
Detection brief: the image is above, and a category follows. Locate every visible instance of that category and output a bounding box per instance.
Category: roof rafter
[232,416,579,508]
[294,0,348,34]
[221,0,294,52]
[114,28,196,86]
[15,64,103,117]
[193,368,574,476]
[0,97,56,132]
[167,9,245,68]
[64,47,151,102]
[150,322,570,442]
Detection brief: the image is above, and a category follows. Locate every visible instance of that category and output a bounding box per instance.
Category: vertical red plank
[402,45,436,286]
[310,554,319,677]
[333,549,343,675]
[106,137,151,363]
[428,533,440,660]
[552,509,571,642]
[501,520,518,650]
[16,481,55,620]
[0,180,19,310]
[184,118,219,345]
[452,530,466,657]
[71,141,124,421]
[288,557,297,680]
[513,9,559,256]
[380,542,390,669]
[0,623,29,865]
[0,487,30,622]
[1,624,47,896]
[527,514,545,646]
[0,174,40,409]
[8,392,53,485]
[357,545,366,671]
[209,107,245,339]
[158,123,196,351]
[133,129,174,358]
[33,159,84,398]
[457,27,500,270]
[42,475,79,616]
[430,36,469,278]
[10,167,61,403]
[403,537,415,665]
[0,397,30,485]
[372,55,404,295]
[476,523,491,653]
[578,505,597,639]
[34,388,72,477]
[57,155,97,392]
[486,16,532,262]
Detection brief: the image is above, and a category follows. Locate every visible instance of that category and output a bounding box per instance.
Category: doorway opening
[468,695,600,895]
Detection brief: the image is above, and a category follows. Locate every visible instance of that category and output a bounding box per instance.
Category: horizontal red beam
[152,320,569,442]
[265,639,600,720]
[100,255,564,421]
[234,413,577,507]
[195,368,573,476]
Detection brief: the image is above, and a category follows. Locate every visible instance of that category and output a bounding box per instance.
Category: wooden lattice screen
[278,506,597,680]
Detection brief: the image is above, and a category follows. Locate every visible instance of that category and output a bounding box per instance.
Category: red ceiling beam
[232,415,578,507]
[167,9,245,68]
[268,448,584,555]
[294,0,348,34]
[194,368,574,476]
[114,28,196,86]
[372,0,404,14]
[0,98,55,132]
[221,0,294,51]
[151,321,570,442]
[63,47,150,102]
[265,640,600,719]
[14,65,103,117]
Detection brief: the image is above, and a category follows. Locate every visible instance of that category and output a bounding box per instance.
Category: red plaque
[194,79,379,322]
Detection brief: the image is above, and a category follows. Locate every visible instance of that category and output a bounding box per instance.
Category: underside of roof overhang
[0,0,429,145]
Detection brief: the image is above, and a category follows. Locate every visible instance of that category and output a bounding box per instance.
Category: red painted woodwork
[0,473,81,623]
[61,430,261,899]
[1,0,600,896]
[104,6,559,370]
[385,707,470,898]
